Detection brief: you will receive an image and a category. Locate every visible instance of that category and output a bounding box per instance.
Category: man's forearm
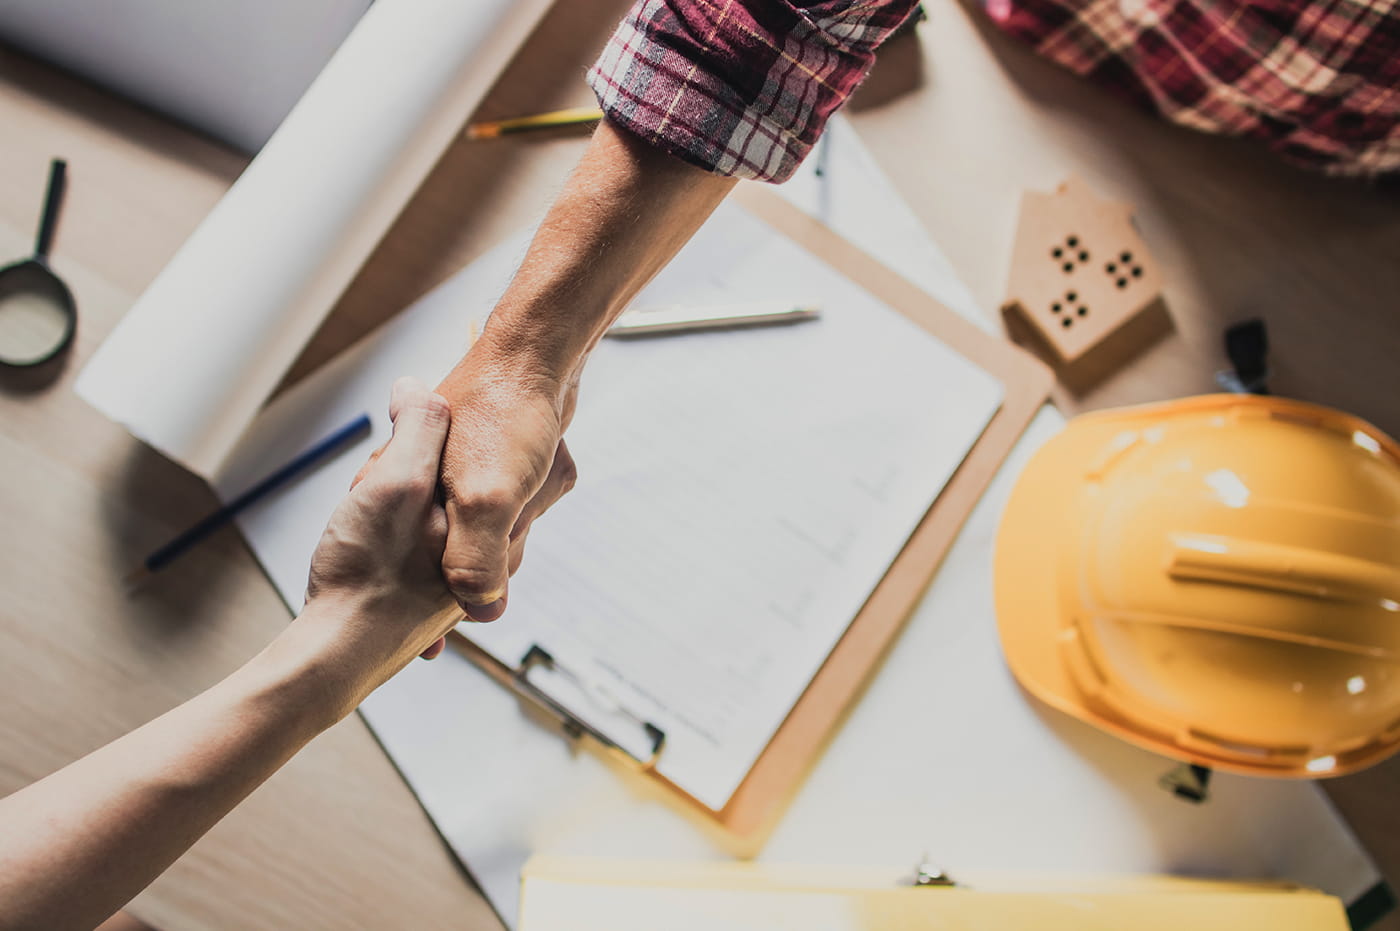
[0,616,351,931]
[471,119,737,387]
[425,119,735,615]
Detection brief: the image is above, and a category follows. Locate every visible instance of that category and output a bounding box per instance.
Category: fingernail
[462,598,505,623]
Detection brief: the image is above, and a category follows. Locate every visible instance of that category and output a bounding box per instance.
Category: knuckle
[371,475,414,503]
[451,481,523,518]
[427,509,449,547]
[557,456,578,494]
[441,563,503,601]
[416,392,452,424]
[356,478,402,511]
[507,532,530,572]
[401,396,450,431]
[359,473,433,512]
[398,472,438,501]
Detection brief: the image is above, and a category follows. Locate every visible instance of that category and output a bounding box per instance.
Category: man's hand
[300,376,460,693]
[426,120,734,623]
[0,118,736,931]
[434,357,578,621]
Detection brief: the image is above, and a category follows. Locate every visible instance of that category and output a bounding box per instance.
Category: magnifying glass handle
[34,158,67,264]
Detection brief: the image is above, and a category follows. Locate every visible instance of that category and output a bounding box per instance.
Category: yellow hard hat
[995,394,1400,778]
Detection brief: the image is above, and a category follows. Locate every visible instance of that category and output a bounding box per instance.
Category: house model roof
[1002,176,1167,376]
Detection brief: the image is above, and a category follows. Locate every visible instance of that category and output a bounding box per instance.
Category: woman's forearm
[0,379,455,930]
[0,617,351,931]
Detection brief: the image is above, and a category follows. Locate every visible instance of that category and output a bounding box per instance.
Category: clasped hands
[299,351,577,695]
[299,119,731,694]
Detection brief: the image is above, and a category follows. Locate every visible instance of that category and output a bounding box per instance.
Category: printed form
[219,123,1381,927]
[216,199,1003,814]
[465,206,1003,810]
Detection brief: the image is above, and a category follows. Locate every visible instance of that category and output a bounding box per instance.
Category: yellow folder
[520,858,1348,931]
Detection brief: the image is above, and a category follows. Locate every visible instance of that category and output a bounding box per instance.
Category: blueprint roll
[76,0,552,478]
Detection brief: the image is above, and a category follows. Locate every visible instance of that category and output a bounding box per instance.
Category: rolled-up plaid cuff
[588,0,918,182]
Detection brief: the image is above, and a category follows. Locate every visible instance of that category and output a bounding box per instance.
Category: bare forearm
[426,121,735,613]
[0,381,456,929]
[0,617,352,931]
[468,118,737,388]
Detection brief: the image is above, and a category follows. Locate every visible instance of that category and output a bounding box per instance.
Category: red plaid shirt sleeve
[592,0,1399,181]
[985,0,1400,179]
[588,0,920,182]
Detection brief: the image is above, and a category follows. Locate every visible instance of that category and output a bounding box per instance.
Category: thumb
[442,492,515,622]
[364,377,451,490]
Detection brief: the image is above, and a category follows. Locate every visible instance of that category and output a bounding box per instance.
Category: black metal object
[0,159,77,368]
[517,644,667,764]
[1221,318,1270,395]
[1158,762,1213,803]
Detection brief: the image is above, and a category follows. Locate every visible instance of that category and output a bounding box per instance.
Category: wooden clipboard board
[451,184,1053,845]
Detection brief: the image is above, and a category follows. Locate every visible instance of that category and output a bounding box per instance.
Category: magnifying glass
[0,159,76,368]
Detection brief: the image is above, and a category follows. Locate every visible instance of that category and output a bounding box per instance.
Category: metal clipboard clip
[501,643,667,770]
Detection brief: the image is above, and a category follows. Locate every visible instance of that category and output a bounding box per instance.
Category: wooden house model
[1001,177,1171,390]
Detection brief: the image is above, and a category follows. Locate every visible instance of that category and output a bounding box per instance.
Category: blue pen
[126,412,373,585]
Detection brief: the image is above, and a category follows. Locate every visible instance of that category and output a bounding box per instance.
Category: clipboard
[447,184,1054,842]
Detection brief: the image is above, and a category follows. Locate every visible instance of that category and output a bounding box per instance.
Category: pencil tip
[465,124,499,140]
[123,566,152,590]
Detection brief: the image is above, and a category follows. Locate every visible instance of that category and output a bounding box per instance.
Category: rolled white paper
[76,0,553,477]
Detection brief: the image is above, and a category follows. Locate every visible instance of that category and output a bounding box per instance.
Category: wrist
[472,291,606,393]
[240,601,373,733]
[439,315,583,424]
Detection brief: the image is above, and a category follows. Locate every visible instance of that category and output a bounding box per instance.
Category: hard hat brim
[994,411,1137,744]
[994,396,1400,779]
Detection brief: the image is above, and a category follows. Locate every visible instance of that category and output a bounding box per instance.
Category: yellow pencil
[466,106,605,140]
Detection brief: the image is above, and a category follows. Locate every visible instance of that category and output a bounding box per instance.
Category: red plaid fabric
[591,0,1400,180]
[987,0,1400,178]
[587,0,920,182]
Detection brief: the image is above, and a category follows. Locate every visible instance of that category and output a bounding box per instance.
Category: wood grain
[851,2,1400,923]
[2,0,1399,925]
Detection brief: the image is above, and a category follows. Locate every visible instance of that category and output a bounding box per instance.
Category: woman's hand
[298,377,461,703]
[0,378,463,931]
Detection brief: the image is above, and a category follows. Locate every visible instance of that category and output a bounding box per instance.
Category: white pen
[605,299,821,337]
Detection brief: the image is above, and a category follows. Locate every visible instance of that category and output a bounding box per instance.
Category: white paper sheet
[218,116,1382,928]
[463,205,1002,809]
[76,0,552,478]
[0,0,372,153]
[217,194,1003,810]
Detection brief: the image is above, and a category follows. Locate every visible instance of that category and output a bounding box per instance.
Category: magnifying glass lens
[0,263,74,367]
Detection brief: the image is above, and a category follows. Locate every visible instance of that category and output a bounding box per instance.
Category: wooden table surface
[2,1,1398,928]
